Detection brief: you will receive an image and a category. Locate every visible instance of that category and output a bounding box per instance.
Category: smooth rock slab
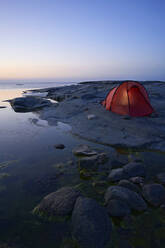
[72,144,97,156]
[123,162,145,178]
[142,184,165,206]
[72,197,112,248]
[9,96,52,112]
[33,187,81,218]
[105,186,147,211]
[106,199,131,217]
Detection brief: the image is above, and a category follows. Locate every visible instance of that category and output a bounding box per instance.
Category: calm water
[0,83,165,248]
[0,83,116,248]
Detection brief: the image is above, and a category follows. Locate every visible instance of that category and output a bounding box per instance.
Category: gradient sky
[0,0,165,82]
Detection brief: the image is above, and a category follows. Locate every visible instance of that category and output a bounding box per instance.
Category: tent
[101,81,154,117]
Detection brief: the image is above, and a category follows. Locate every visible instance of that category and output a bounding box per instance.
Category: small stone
[142,184,165,207]
[129,176,144,184]
[72,144,97,156]
[55,163,64,168]
[123,115,131,120]
[54,144,65,149]
[87,114,96,120]
[67,160,74,165]
[106,199,131,217]
[72,197,112,248]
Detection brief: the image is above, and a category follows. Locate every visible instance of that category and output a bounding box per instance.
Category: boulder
[123,162,145,178]
[33,186,81,218]
[72,197,112,248]
[108,168,128,183]
[142,184,165,207]
[106,199,131,217]
[9,96,52,112]
[118,179,140,193]
[72,144,97,156]
[105,186,147,211]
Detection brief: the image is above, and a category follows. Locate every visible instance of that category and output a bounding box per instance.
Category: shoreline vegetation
[7,80,165,248]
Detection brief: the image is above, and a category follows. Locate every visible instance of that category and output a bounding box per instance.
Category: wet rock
[72,197,112,248]
[9,96,52,112]
[108,168,128,183]
[54,144,65,149]
[142,184,165,207]
[156,173,165,185]
[72,144,97,156]
[123,162,145,178]
[78,153,108,171]
[129,176,144,185]
[106,199,131,217]
[118,179,140,193]
[105,186,147,211]
[87,114,96,120]
[33,187,81,218]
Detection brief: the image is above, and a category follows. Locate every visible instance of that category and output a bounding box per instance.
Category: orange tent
[102,81,154,117]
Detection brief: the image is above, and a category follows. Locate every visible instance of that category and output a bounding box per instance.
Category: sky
[0,0,165,82]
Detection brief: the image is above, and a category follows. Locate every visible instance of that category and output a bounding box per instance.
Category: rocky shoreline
[30,144,165,248]
[9,80,165,248]
[10,80,165,152]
